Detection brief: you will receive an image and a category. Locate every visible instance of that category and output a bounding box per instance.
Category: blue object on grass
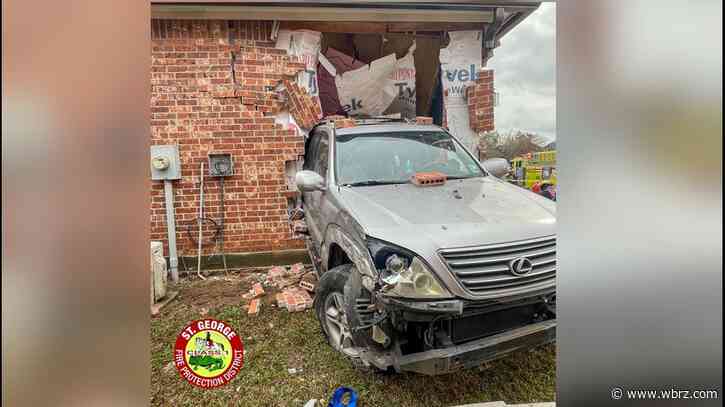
[327,386,358,407]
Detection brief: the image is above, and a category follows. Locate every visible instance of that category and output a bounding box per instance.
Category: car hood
[338,177,556,251]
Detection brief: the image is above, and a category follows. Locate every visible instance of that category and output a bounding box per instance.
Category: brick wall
[466,69,495,133]
[150,20,494,257]
[150,19,311,255]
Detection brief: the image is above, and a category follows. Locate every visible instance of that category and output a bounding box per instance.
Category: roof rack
[316,114,436,131]
[352,116,413,126]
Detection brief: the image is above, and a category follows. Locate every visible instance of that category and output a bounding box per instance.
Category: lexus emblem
[509,257,533,276]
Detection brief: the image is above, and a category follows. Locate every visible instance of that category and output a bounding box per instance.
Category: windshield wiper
[342,180,409,187]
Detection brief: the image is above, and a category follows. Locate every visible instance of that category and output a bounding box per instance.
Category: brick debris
[242,263,318,315]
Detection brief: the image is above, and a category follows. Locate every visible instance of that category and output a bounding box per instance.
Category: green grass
[151,275,555,407]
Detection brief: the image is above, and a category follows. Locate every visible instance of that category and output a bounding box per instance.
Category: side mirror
[481,158,511,178]
[295,170,326,192]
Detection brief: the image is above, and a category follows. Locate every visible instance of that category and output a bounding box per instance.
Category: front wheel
[315,264,361,360]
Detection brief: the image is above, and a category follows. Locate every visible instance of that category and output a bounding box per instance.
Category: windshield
[335,131,485,186]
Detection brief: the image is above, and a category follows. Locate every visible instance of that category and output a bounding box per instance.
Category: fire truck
[509,150,557,190]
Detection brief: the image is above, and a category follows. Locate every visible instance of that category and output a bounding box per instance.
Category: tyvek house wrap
[317,47,366,116]
[334,43,417,118]
[383,42,417,119]
[335,53,398,117]
[439,30,483,152]
[275,30,322,97]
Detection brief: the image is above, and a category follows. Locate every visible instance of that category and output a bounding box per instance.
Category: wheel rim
[324,292,359,357]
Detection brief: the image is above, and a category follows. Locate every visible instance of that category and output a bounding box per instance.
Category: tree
[478,130,546,161]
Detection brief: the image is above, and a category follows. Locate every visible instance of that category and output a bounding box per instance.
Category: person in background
[540,182,556,201]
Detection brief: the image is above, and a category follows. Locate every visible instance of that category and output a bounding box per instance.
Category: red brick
[150,19,308,256]
[248,299,261,315]
[326,115,356,129]
[279,287,313,312]
[289,263,305,275]
[281,80,322,129]
[275,293,287,308]
[251,283,265,298]
[411,172,447,187]
[466,69,495,133]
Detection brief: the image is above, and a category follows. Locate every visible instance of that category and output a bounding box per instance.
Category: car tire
[314,264,371,369]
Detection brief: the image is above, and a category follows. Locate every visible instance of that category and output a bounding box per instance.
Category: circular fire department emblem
[173,319,244,388]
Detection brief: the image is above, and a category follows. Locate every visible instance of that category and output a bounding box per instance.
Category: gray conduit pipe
[219,176,228,274]
[197,162,206,280]
[164,179,179,283]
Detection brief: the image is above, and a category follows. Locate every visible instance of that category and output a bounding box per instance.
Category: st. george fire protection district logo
[174,319,244,388]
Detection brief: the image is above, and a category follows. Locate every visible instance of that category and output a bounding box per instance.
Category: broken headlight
[367,237,451,299]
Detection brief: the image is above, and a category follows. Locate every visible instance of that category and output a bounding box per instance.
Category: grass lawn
[151,272,555,407]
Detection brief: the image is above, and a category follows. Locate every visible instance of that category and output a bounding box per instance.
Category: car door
[302,128,331,247]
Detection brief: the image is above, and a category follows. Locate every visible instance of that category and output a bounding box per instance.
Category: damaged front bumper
[396,319,556,375]
[358,318,556,375]
[357,294,556,375]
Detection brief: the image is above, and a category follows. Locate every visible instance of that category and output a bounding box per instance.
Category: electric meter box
[150,145,182,181]
[208,153,234,177]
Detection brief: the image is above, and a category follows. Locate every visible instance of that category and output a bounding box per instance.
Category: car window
[315,133,329,179]
[335,131,484,185]
[303,133,321,172]
[304,131,330,180]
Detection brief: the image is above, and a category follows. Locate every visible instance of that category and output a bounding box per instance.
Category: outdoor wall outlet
[150,145,182,180]
[208,153,234,177]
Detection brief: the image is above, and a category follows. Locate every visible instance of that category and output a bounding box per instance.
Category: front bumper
[395,319,556,375]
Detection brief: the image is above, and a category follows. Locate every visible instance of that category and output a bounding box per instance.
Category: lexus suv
[295,119,556,375]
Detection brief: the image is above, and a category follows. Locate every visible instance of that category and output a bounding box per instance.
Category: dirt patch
[166,270,266,316]
[180,277,246,309]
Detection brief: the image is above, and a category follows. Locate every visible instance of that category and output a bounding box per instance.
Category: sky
[486,3,556,142]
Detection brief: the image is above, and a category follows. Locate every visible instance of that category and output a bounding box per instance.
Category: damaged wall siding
[439,30,492,152]
[150,19,311,255]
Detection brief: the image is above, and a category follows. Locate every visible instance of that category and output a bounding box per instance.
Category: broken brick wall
[150,19,309,256]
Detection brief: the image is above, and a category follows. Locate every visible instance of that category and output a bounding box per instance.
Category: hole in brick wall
[286,197,297,213]
[151,20,496,254]
[285,160,302,191]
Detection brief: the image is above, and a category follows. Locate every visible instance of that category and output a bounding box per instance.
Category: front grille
[439,236,556,295]
[449,304,540,344]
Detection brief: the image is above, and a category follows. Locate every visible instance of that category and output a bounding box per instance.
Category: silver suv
[295,120,556,375]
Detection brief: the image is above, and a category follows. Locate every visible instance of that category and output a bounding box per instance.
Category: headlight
[384,257,449,298]
[367,237,451,299]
